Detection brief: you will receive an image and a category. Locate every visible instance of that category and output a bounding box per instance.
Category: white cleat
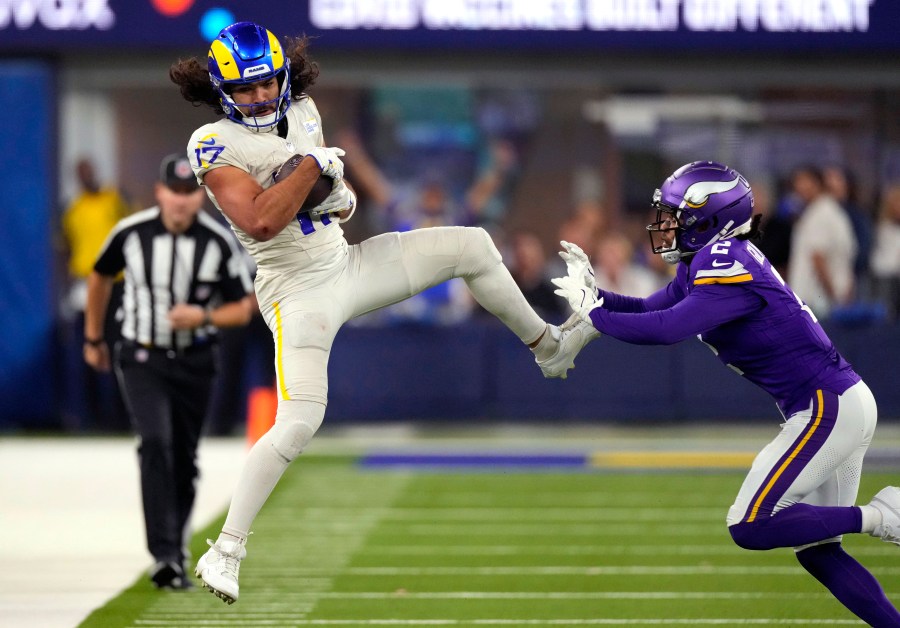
[195,538,247,604]
[536,313,601,379]
[869,486,900,546]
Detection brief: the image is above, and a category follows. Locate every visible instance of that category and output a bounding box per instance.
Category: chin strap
[661,251,682,265]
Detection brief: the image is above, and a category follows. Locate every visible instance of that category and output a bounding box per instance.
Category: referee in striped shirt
[84,153,253,589]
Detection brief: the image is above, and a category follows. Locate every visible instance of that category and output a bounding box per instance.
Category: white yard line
[129,619,866,626]
[383,523,724,536]
[250,565,900,577]
[268,507,724,521]
[361,543,896,557]
[153,590,834,600]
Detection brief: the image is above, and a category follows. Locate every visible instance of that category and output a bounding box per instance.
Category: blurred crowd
[330,130,900,330]
[56,138,900,434]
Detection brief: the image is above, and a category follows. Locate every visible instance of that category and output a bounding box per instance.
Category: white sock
[219,400,325,541]
[859,505,883,534]
[215,532,246,546]
[530,324,560,361]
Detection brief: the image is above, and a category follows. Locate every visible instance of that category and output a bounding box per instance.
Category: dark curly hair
[735,213,764,242]
[169,35,320,115]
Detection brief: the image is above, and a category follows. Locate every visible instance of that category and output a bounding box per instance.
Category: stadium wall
[327,320,900,423]
[0,61,56,429]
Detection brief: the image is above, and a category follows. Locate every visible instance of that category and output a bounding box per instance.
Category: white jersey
[187,97,347,310]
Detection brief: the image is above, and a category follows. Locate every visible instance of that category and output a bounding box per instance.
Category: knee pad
[268,400,325,462]
[457,227,502,277]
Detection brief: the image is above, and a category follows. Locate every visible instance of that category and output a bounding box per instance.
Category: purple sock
[797,543,900,627]
[730,503,861,550]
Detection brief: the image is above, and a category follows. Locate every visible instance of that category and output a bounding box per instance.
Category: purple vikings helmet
[208,22,291,132]
[647,161,754,264]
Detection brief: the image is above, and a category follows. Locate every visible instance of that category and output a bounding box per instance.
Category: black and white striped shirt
[94,207,252,350]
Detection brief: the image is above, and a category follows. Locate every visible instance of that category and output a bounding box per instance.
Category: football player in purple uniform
[552,161,900,626]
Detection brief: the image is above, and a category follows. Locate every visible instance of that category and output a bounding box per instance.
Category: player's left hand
[551,274,604,323]
[559,240,597,293]
[309,180,356,218]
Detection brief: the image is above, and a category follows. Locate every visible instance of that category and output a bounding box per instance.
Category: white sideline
[0,436,246,628]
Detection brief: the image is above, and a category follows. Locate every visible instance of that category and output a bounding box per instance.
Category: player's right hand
[559,240,597,293]
[305,146,346,181]
[551,274,604,324]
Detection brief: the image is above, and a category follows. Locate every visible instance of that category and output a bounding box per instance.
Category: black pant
[114,341,217,565]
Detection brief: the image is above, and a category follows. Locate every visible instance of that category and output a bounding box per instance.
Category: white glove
[305,146,346,181]
[559,240,597,293]
[551,274,604,323]
[309,180,356,219]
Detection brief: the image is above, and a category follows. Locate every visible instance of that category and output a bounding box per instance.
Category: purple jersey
[589,238,859,417]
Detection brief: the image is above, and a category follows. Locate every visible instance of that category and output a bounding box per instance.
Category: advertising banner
[0,0,895,52]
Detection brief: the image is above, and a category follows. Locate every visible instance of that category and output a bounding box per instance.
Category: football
[273,154,334,211]
[301,173,335,211]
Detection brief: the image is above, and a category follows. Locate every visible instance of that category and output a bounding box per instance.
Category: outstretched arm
[556,239,682,314]
[589,284,764,345]
[599,283,682,313]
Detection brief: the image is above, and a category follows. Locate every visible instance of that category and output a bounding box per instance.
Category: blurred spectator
[787,165,857,318]
[592,231,665,298]
[557,199,608,255]
[823,165,874,289]
[464,138,520,227]
[756,176,799,279]
[336,128,498,325]
[508,230,566,321]
[336,128,518,232]
[871,184,900,320]
[62,158,131,300]
[59,156,131,430]
[83,153,253,590]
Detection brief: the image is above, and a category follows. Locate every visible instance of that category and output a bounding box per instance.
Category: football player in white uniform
[170,21,598,604]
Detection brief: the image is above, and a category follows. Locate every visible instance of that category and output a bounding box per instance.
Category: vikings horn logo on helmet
[682,177,741,209]
[647,161,754,263]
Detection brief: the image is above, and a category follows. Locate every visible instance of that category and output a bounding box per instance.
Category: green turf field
[80,455,898,626]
